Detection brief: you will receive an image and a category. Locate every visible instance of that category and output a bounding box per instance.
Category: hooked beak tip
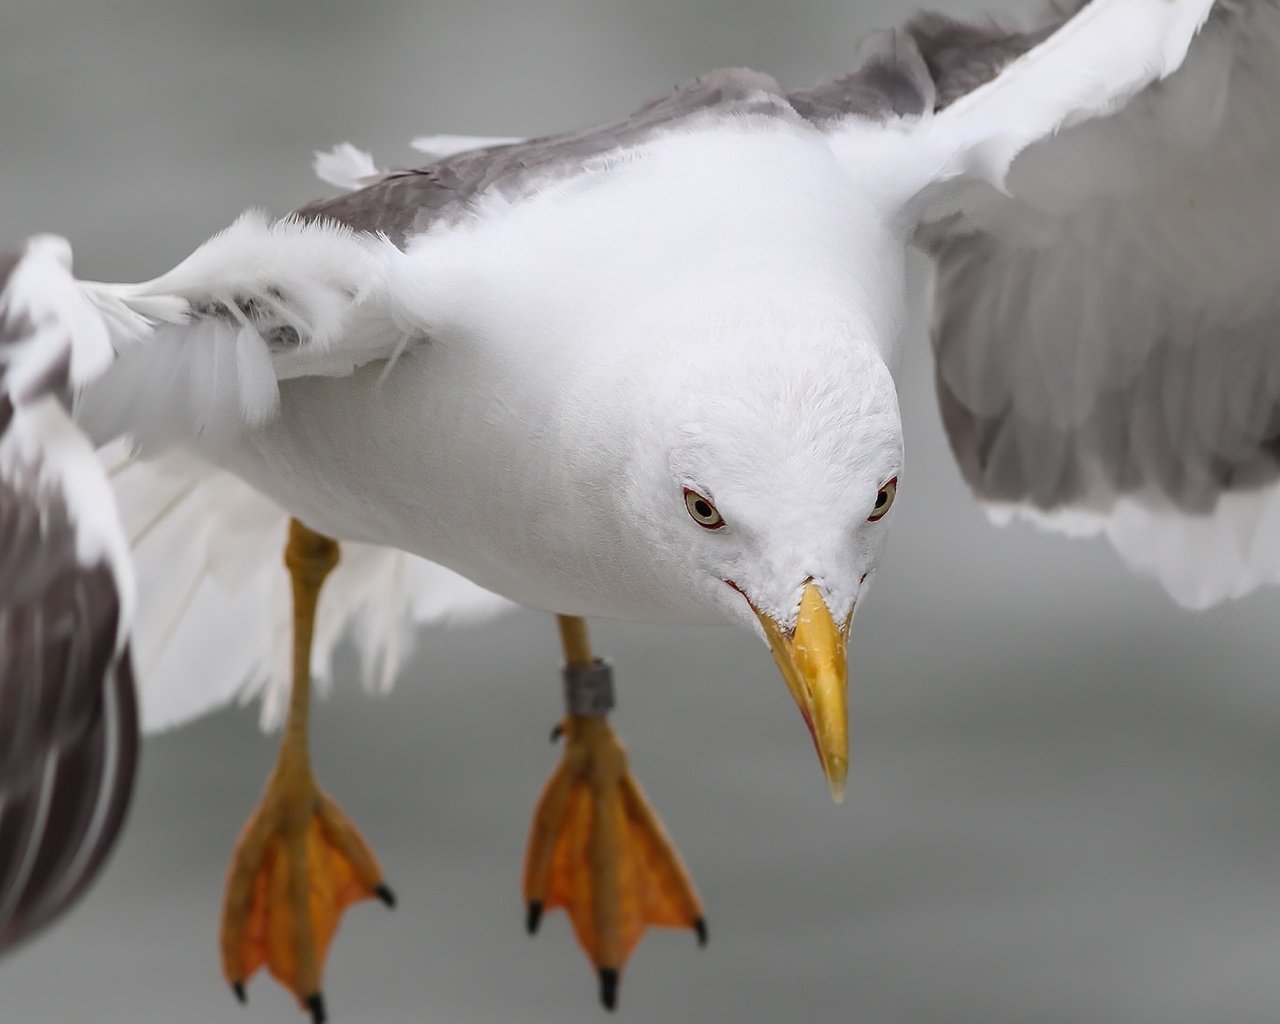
[826,760,848,805]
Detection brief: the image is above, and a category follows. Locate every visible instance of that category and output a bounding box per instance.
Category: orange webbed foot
[219,767,393,1022]
[523,715,705,1010]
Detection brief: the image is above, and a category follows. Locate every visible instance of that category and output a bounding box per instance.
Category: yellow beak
[754,581,850,804]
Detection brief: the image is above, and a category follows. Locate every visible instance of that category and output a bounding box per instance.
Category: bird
[2,0,1275,1019]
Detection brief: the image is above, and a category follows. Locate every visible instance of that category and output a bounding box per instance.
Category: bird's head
[615,304,904,803]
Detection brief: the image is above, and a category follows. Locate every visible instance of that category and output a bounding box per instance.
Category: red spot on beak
[724,579,756,613]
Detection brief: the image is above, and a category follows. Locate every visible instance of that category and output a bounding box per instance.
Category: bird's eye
[684,488,725,530]
[867,477,897,522]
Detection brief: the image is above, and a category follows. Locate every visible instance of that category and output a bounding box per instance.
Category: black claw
[230,981,247,1005]
[305,992,327,1024]
[598,967,619,1011]
[526,900,543,934]
[694,917,708,947]
[550,722,563,743]
[374,883,397,908]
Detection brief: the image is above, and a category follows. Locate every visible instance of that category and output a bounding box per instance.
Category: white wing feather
[311,134,526,195]
[37,208,516,733]
[921,0,1216,198]
[77,210,412,453]
[1,238,132,597]
[409,134,525,158]
[312,143,382,191]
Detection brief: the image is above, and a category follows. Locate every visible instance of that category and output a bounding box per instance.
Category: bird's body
[215,115,908,624]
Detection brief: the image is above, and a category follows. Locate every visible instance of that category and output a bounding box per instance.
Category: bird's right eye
[867,477,897,522]
[684,489,725,530]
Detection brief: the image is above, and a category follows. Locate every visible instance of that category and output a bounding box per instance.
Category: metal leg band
[562,659,615,717]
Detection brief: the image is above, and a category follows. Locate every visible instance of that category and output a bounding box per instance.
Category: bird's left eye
[684,489,725,530]
[867,477,897,522]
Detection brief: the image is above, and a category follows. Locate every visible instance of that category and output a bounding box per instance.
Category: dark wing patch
[293,15,1077,249]
[295,68,799,246]
[792,4,1076,121]
[791,28,936,121]
[899,10,1068,110]
[0,464,138,957]
[0,241,139,956]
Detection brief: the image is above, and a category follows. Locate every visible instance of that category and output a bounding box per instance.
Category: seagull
[2,0,1274,1018]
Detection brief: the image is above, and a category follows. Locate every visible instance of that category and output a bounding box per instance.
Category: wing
[907,1,1280,607]
[58,173,523,732]
[74,211,412,452]
[796,0,1262,607]
[80,64,799,443]
[0,132,529,948]
[0,238,138,954]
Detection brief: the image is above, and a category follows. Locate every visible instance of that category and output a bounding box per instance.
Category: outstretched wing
[74,211,410,452]
[0,237,138,954]
[908,1,1280,607]
[801,0,1269,608]
[62,210,513,733]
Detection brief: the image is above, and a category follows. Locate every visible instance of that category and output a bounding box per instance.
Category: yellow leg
[220,520,393,1023]
[523,616,706,1010]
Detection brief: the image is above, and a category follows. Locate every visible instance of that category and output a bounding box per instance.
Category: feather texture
[105,444,512,733]
[924,0,1280,606]
[313,143,381,191]
[883,0,1219,217]
[0,238,138,955]
[409,134,525,159]
[76,210,410,451]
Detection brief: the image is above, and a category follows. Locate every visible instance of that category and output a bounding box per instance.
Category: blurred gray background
[3,1,1279,1022]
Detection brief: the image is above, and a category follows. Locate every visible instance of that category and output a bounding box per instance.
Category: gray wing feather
[791,28,937,120]
[292,8,1069,246]
[919,1,1280,605]
[933,230,1280,515]
[296,67,798,246]
[0,549,138,953]
[0,242,139,955]
[899,9,1069,109]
